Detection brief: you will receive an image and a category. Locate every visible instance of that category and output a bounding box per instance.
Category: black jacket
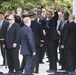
[58,20,69,45]
[6,22,20,49]
[62,22,76,48]
[0,20,8,40]
[48,11,59,40]
[31,20,43,48]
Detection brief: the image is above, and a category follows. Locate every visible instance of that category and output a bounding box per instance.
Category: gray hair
[69,14,75,20]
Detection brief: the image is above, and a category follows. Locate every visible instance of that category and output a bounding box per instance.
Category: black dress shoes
[5,71,15,75]
[20,68,24,72]
[15,71,22,75]
[23,74,34,75]
[5,71,22,75]
[46,70,56,73]
[46,70,51,73]
[0,63,5,66]
[33,71,39,74]
[0,72,4,75]
[39,61,44,64]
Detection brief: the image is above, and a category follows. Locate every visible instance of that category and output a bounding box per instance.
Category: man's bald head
[23,17,31,26]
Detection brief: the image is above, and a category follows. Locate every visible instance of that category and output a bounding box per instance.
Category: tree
[0,0,72,13]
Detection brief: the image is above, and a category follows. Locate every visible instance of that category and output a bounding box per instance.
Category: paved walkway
[0,50,61,75]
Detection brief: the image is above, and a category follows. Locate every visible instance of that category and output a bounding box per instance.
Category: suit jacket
[60,20,69,34]
[48,11,59,40]
[31,20,43,48]
[0,20,8,40]
[59,20,69,45]
[6,22,20,49]
[62,22,76,48]
[20,25,36,55]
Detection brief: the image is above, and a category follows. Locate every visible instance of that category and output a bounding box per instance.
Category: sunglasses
[6,19,12,21]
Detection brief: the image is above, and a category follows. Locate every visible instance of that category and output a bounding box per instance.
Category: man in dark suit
[46,3,59,72]
[58,12,69,70]
[0,12,8,66]
[20,7,30,71]
[30,13,44,73]
[4,14,21,73]
[36,6,45,64]
[20,15,36,75]
[61,14,76,72]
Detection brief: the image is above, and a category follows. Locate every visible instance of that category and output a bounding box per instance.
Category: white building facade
[73,0,76,22]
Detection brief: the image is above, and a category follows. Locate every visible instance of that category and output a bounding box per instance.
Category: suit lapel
[7,23,15,31]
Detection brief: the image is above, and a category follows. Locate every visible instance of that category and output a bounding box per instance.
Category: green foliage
[0,0,73,13]
[55,0,72,13]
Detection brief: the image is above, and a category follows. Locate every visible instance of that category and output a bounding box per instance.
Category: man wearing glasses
[4,14,21,74]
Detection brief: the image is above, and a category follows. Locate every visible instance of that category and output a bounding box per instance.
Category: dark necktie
[46,20,49,28]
